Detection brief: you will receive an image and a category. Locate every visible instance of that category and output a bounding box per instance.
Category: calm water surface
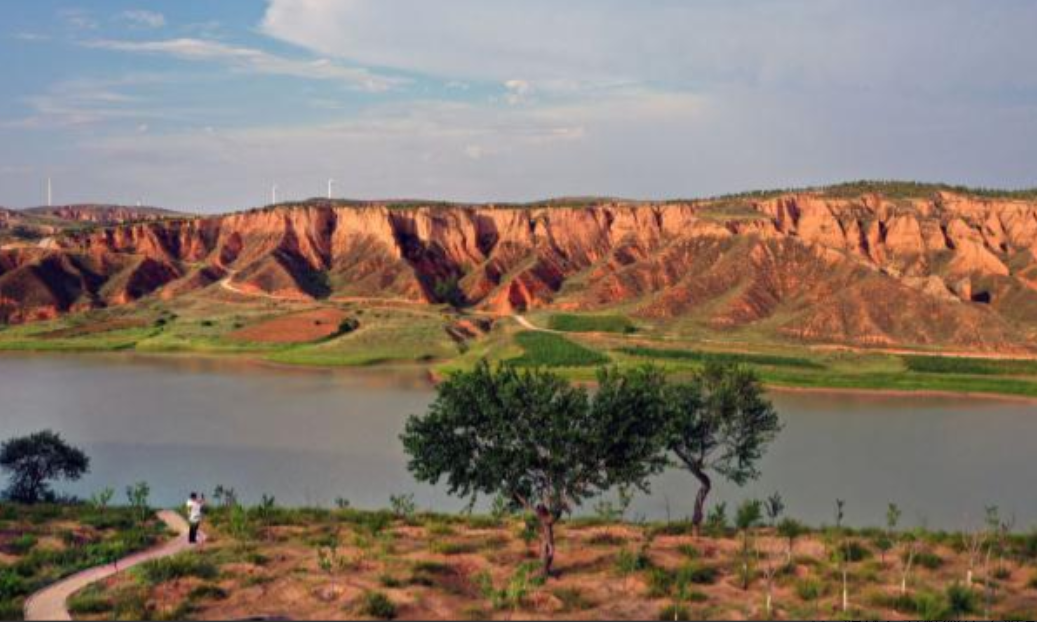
[1,353,1034,529]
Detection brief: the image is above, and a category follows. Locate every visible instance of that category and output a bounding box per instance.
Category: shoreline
[3,346,1037,403]
[764,382,1037,404]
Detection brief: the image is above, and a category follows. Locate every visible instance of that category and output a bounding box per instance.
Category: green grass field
[509,331,611,367]
[902,355,1037,377]
[4,301,1037,398]
[618,345,824,369]
[547,314,636,334]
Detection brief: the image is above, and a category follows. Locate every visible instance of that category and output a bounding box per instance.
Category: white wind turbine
[327,178,335,200]
[46,177,52,207]
[271,183,279,205]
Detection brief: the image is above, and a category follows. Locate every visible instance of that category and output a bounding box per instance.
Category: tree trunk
[841,569,848,612]
[690,466,712,536]
[537,507,556,577]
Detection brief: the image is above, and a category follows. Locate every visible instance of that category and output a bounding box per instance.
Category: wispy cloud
[85,38,404,92]
[119,10,166,29]
[13,32,51,42]
[5,76,166,129]
[58,8,98,31]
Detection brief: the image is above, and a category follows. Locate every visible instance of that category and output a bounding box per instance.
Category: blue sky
[2,0,1036,212]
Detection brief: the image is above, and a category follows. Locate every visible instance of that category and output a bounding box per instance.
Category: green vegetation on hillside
[547,314,636,334]
[509,331,610,367]
[619,346,823,370]
[902,355,1037,376]
[0,504,164,621]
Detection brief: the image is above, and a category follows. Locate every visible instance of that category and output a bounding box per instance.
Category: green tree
[0,430,90,504]
[401,361,669,576]
[663,363,782,534]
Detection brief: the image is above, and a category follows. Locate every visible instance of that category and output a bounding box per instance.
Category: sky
[1,0,1036,212]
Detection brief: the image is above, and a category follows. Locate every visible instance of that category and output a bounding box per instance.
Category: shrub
[389,494,417,520]
[678,563,719,586]
[0,570,27,600]
[647,567,676,598]
[359,591,397,620]
[138,554,218,585]
[677,544,699,559]
[831,539,871,563]
[795,578,824,601]
[9,534,37,555]
[912,549,943,570]
[379,574,404,588]
[658,603,691,621]
[68,592,113,615]
[553,587,595,612]
[946,583,977,616]
[616,547,652,575]
[589,532,627,547]
[188,584,228,601]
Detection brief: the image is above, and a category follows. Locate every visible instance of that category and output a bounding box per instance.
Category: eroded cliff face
[3,193,1037,352]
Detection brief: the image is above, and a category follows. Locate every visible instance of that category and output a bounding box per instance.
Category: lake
[1,352,1034,530]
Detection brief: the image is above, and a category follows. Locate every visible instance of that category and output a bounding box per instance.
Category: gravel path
[24,510,200,621]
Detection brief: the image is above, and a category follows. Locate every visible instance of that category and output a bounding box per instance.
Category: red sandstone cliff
[3,191,1037,352]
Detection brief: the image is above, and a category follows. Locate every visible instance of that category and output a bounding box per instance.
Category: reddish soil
[227,308,350,344]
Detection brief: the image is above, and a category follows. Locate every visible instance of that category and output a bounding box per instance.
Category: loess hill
[3,184,1037,353]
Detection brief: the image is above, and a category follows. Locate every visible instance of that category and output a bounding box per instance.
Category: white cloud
[14,32,51,42]
[4,75,172,129]
[58,8,98,31]
[119,10,166,29]
[260,0,1037,94]
[86,38,403,92]
[503,79,533,105]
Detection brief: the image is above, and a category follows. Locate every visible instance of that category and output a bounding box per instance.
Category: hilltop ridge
[2,183,1037,354]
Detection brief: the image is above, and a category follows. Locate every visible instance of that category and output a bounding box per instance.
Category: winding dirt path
[24,510,200,622]
[514,314,556,332]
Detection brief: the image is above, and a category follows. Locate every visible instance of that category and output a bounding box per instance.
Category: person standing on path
[186,492,205,544]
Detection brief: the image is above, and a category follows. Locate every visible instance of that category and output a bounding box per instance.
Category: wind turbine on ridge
[327,178,335,200]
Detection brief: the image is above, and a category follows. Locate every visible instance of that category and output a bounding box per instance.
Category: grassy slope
[4,303,1037,398]
[64,503,1037,621]
[0,504,165,621]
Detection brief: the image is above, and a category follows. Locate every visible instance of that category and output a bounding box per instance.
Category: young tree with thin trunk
[736,499,763,591]
[755,536,783,618]
[896,529,920,597]
[963,519,988,587]
[663,363,781,535]
[777,517,806,566]
[878,503,901,567]
[834,499,849,613]
[401,361,669,576]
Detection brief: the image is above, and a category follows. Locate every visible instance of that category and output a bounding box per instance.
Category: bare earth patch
[227,308,350,344]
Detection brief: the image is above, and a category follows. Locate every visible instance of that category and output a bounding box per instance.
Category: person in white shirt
[186,492,205,544]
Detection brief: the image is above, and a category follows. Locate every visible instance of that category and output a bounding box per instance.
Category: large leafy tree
[665,363,781,534]
[1,430,90,504]
[402,361,669,575]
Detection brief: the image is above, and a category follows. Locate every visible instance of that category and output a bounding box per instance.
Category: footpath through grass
[0,504,164,620]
